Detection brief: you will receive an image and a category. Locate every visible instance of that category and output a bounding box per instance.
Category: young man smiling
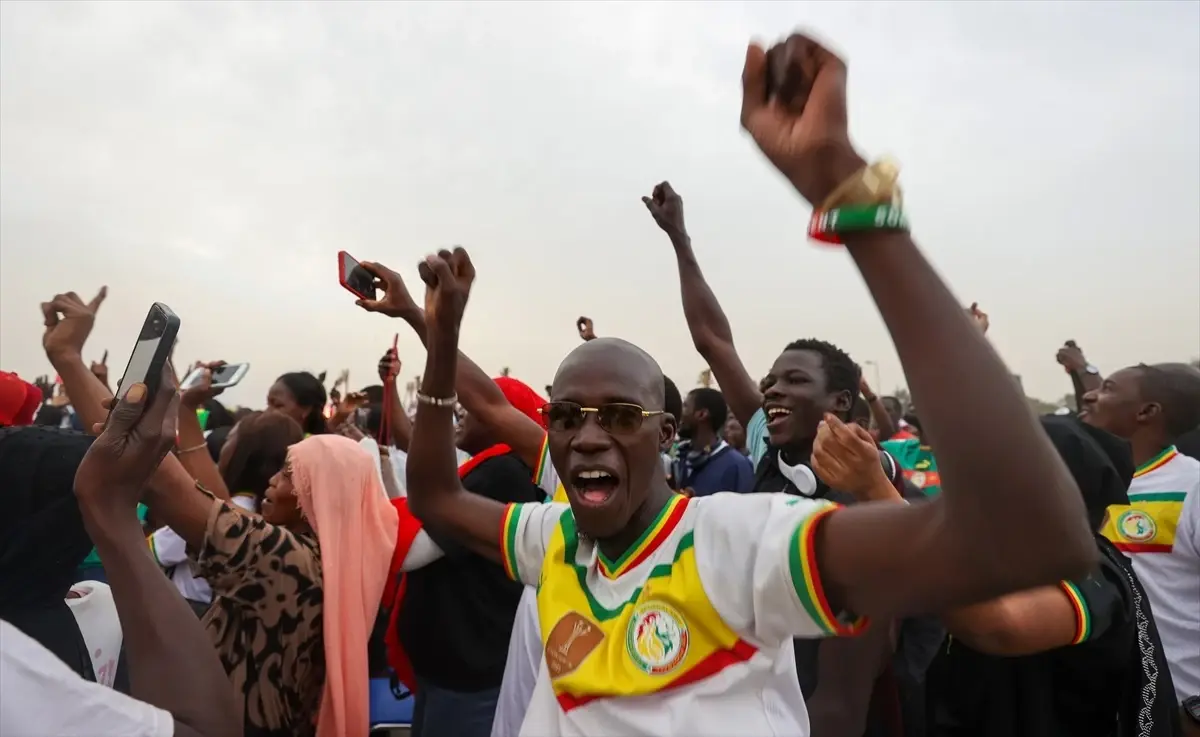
[392,31,1094,737]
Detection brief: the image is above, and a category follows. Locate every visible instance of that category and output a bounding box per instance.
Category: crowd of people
[2,30,1199,737]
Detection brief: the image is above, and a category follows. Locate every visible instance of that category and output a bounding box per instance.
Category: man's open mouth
[765,405,792,430]
[570,468,620,506]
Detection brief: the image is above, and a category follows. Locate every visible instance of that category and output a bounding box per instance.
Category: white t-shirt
[504,492,850,736]
[0,618,174,737]
[66,581,122,687]
[1104,447,1200,701]
[150,494,257,604]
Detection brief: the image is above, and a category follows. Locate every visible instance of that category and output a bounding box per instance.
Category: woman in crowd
[267,371,329,436]
[151,407,305,615]
[143,433,400,737]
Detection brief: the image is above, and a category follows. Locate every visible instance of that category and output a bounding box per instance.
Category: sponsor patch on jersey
[545,611,604,678]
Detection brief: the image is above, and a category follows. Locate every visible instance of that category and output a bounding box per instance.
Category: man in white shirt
[1085,361,1200,703]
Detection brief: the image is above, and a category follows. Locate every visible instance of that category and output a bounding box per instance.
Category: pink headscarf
[289,435,399,737]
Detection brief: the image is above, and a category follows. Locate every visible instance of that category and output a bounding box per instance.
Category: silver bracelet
[416,391,458,408]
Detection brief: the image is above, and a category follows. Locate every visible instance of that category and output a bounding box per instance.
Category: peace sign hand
[740,33,866,206]
[41,287,107,362]
[417,247,476,335]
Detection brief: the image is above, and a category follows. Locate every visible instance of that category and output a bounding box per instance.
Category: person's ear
[659,413,677,451]
[1137,401,1163,426]
[831,389,853,414]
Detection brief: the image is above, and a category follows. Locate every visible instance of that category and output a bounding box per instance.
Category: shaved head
[553,337,665,409]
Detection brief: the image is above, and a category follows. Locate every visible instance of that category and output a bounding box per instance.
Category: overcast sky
[2,0,1197,409]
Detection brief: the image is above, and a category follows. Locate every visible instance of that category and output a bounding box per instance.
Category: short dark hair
[782,338,860,414]
[903,413,923,434]
[688,388,728,432]
[276,371,328,435]
[1138,363,1200,439]
[663,375,683,424]
[881,396,904,417]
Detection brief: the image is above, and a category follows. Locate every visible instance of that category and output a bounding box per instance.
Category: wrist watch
[1083,364,1100,375]
[1183,694,1200,725]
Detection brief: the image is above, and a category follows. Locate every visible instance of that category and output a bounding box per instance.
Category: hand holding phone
[113,303,180,404]
[180,362,249,391]
[338,251,377,301]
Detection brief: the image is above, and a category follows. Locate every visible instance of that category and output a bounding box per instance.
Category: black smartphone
[113,303,181,402]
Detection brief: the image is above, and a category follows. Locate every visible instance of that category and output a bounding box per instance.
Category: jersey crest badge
[626,601,689,675]
[1117,509,1157,542]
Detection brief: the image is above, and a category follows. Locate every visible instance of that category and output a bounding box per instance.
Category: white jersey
[1103,446,1200,700]
[500,491,862,737]
[0,619,174,737]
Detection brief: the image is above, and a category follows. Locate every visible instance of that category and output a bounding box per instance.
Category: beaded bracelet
[808,203,909,245]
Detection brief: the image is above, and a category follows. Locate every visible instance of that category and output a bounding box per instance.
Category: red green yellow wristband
[808,203,909,245]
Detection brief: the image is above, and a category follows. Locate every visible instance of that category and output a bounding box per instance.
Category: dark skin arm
[356,261,546,470]
[643,184,763,428]
[939,586,1083,656]
[858,376,898,440]
[742,34,1092,617]
[1057,341,1102,410]
[379,350,414,452]
[76,366,241,737]
[176,362,233,500]
[402,250,508,562]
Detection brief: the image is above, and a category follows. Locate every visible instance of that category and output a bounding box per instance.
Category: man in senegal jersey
[1083,361,1200,706]
[388,32,1095,737]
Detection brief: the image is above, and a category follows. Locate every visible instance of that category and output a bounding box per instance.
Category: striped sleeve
[694,492,868,646]
[532,434,561,500]
[1059,580,1092,645]
[1057,562,1125,647]
[498,501,569,587]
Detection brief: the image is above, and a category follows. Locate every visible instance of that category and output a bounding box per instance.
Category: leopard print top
[195,495,324,737]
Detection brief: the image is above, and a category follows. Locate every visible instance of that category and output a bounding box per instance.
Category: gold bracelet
[820,159,902,210]
[177,442,208,455]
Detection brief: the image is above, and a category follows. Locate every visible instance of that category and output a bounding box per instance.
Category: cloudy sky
[2,0,1197,409]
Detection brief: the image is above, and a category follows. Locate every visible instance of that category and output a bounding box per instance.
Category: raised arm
[356,260,546,469]
[740,33,1092,617]
[41,289,114,434]
[74,364,240,737]
[402,249,507,561]
[642,184,763,427]
[174,362,233,500]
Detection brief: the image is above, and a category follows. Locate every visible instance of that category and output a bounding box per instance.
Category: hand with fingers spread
[576,317,596,342]
[812,413,899,502]
[354,261,422,320]
[641,181,689,243]
[740,33,866,205]
[417,247,476,335]
[967,303,990,335]
[41,286,107,362]
[76,362,181,520]
[181,360,226,409]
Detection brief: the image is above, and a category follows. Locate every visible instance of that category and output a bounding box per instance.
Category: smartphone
[181,362,250,390]
[113,303,180,402]
[338,250,376,301]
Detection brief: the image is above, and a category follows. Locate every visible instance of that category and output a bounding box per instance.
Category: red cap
[0,372,43,427]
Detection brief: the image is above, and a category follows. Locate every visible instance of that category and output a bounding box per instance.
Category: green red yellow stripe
[1060,580,1091,644]
[534,434,550,486]
[500,503,523,581]
[1134,446,1177,478]
[596,495,688,579]
[788,504,868,636]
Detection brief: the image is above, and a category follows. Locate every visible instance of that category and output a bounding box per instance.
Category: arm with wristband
[737,32,1093,617]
